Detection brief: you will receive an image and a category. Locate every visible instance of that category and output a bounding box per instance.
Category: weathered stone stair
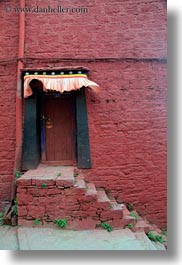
[17,165,137,230]
[16,164,167,249]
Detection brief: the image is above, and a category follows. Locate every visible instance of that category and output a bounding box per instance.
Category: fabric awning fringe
[23,73,100,98]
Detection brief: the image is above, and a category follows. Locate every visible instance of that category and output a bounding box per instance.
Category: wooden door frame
[22,86,92,170]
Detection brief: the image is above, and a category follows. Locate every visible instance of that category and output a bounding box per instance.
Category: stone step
[74,178,86,189]
[75,172,85,180]
[122,205,136,226]
[18,166,75,188]
[110,199,124,211]
[57,171,75,180]
[122,204,131,216]
[25,165,75,177]
[97,189,110,203]
[136,231,166,250]
[85,183,97,197]
[134,232,158,250]
[131,210,142,221]
[145,229,167,249]
[132,220,151,233]
[152,242,166,250]
[109,197,117,205]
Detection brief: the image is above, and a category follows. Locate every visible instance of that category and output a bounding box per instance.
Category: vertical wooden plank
[71,93,76,162]
[54,97,73,161]
[76,88,91,168]
[44,97,55,161]
[40,93,46,161]
[44,96,75,163]
[22,96,40,170]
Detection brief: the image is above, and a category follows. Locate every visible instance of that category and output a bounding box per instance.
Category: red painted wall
[0,0,167,227]
[0,1,19,210]
[85,61,167,227]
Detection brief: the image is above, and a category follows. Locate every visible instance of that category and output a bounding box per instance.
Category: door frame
[22,75,92,170]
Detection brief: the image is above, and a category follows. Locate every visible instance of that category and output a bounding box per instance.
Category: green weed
[161,229,167,237]
[41,183,47,188]
[147,231,165,244]
[34,219,40,225]
[14,170,22,179]
[130,212,138,221]
[0,211,4,226]
[127,203,134,211]
[127,223,134,230]
[101,222,113,232]
[13,198,18,216]
[54,218,67,228]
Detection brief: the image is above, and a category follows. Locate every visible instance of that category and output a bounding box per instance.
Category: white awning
[23,72,100,98]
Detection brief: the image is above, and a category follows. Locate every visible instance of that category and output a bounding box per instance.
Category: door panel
[44,95,75,164]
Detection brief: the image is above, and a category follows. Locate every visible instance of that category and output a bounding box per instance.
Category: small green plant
[13,198,18,216]
[147,231,165,244]
[34,219,40,225]
[0,211,4,226]
[128,223,134,230]
[13,205,18,216]
[161,229,167,237]
[101,222,113,232]
[14,170,22,180]
[54,218,67,228]
[57,172,62,177]
[127,203,134,211]
[0,211,4,218]
[14,170,22,179]
[130,211,138,222]
[41,183,47,188]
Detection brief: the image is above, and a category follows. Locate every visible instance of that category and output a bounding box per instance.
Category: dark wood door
[43,95,75,165]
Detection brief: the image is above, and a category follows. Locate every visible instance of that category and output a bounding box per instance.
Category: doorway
[42,93,76,165]
[22,79,91,170]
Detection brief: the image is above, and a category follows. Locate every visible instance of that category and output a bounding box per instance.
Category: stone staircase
[16,165,166,249]
[17,165,132,229]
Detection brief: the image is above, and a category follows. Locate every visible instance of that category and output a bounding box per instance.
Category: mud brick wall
[84,60,167,228]
[24,0,166,59]
[0,1,19,211]
[0,0,167,227]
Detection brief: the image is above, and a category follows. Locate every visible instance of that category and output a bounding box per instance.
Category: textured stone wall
[0,0,167,227]
[0,65,17,211]
[0,1,19,210]
[24,0,166,59]
[85,61,167,228]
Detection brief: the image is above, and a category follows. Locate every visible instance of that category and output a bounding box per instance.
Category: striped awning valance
[23,70,100,98]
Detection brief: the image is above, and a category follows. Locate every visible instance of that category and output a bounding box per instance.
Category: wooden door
[43,95,75,165]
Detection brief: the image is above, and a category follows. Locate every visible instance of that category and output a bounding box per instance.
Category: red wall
[24,0,166,59]
[0,0,167,227]
[0,1,19,210]
[85,61,167,227]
